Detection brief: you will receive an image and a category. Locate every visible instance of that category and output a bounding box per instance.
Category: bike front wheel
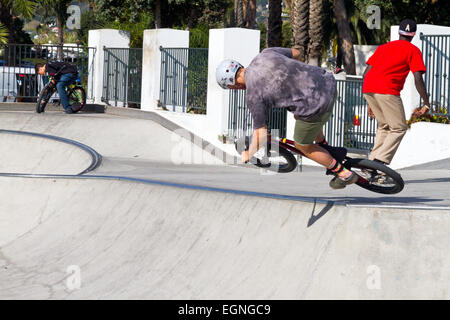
[250,145,297,173]
[36,83,55,113]
[68,86,86,113]
[345,158,404,194]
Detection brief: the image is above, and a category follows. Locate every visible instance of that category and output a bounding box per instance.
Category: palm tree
[37,0,72,60]
[308,0,323,66]
[0,0,36,44]
[235,0,244,27]
[333,0,355,74]
[267,0,282,47]
[244,0,257,29]
[291,0,309,62]
[0,23,8,44]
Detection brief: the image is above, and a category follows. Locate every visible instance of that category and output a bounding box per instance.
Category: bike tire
[68,86,86,113]
[36,84,54,113]
[345,158,404,194]
[250,145,297,173]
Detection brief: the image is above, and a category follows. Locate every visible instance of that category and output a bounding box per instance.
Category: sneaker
[64,107,74,114]
[329,172,359,189]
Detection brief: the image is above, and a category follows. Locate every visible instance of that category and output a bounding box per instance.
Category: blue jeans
[56,73,78,109]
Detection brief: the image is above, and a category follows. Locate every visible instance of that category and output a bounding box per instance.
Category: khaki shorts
[293,94,335,145]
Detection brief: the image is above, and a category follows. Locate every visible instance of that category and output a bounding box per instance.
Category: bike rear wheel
[345,158,404,194]
[36,83,55,113]
[250,144,297,173]
[68,86,86,113]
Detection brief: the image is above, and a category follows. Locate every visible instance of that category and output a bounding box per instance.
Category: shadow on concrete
[82,104,105,113]
[323,196,443,206]
[405,177,450,184]
[307,200,334,228]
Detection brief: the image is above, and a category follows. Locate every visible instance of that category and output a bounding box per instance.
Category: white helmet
[216,59,243,89]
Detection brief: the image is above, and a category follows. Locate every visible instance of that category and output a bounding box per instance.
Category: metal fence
[228,89,287,139]
[0,44,95,102]
[159,47,208,113]
[324,79,376,151]
[421,34,450,116]
[228,79,376,151]
[102,47,142,108]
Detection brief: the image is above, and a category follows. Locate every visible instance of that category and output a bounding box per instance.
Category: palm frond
[12,0,37,19]
[0,22,9,44]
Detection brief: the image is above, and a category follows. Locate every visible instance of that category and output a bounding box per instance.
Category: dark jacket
[46,61,78,77]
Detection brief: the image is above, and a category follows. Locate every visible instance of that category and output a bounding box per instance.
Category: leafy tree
[0,0,36,44]
[37,0,72,58]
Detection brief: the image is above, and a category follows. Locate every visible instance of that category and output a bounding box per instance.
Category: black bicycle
[235,135,405,194]
[36,74,86,114]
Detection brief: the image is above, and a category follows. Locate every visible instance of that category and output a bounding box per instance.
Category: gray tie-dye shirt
[244,47,336,129]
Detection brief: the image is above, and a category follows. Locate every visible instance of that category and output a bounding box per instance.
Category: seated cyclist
[216,47,358,189]
[35,61,78,114]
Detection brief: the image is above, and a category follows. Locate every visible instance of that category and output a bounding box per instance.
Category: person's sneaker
[64,107,74,114]
[329,172,359,189]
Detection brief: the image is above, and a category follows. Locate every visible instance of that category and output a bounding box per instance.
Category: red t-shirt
[363,40,426,96]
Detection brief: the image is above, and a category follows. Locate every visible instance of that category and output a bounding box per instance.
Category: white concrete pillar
[206,28,260,138]
[88,29,130,104]
[140,29,189,111]
[390,24,450,119]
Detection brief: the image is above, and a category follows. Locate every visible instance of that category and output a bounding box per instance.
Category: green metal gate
[228,90,287,139]
[102,47,142,107]
[421,33,450,117]
[0,44,95,102]
[159,47,208,113]
[324,79,377,151]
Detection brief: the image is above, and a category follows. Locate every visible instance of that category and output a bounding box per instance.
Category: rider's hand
[241,150,250,163]
[416,105,430,117]
[368,105,375,119]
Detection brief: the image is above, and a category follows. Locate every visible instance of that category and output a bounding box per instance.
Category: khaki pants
[363,93,408,164]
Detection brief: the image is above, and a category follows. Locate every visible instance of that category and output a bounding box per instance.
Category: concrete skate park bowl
[1,109,450,299]
[0,129,101,175]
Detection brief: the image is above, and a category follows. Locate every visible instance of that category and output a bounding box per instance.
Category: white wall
[88,29,130,104]
[390,24,450,119]
[140,29,189,111]
[390,122,450,169]
[206,28,260,139]
[354,45,378,76]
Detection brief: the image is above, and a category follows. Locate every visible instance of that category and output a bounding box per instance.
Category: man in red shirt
[362,19,430,166]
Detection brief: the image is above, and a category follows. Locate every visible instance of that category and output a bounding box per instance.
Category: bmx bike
[235,135,405,194]
[36,75,86,114]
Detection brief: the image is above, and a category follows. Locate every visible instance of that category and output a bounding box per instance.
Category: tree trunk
[57,15,64,60]
[333,0,356,74]
[291,0,309,62]
[154,0,162,28]
[267,0,282,47]
[308,0,322,66]
[245,0,256,29]
[236,0,244,27]
[187,6,196,30]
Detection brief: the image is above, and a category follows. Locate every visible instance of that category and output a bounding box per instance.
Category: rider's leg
[56,74,72,111]
[314,130,327,145]
[56,73,77,112]
[293,110,356,185]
